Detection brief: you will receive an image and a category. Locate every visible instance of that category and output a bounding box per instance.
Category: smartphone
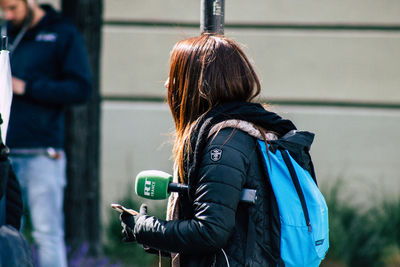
[110,203,138,216]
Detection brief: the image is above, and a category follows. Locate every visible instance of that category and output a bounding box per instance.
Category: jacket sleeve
[23,26,92,105]
[134,129,254,254]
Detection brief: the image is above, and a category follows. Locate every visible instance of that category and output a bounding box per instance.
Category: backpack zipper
[281,149,312,232]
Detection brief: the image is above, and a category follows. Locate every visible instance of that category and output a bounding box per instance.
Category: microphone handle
[167,183,189,194]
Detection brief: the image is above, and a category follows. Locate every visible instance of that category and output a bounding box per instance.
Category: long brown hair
[167,34,261,182]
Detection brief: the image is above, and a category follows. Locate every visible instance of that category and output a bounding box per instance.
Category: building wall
[29,0,400,220]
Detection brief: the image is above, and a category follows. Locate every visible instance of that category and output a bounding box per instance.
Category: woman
[120,34,296,266]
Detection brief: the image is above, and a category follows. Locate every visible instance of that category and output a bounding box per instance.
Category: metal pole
[200,0,225,34]
[1,36,7,51]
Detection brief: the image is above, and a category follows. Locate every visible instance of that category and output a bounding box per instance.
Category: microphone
[135,170,187,200]
[135,170,257,204]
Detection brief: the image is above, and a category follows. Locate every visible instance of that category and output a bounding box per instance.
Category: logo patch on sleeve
[210,148,222,161]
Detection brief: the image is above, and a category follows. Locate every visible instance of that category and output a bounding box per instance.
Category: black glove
[120,212,135,242]
[120,204,148,243]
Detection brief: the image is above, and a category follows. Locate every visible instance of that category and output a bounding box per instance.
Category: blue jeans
[10,151,67,267]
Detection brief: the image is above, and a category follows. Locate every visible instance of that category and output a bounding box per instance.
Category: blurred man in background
[0,0,92,266]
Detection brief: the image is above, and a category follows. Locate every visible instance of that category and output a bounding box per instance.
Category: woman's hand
[119,204,148,242]
[11,77,26,95]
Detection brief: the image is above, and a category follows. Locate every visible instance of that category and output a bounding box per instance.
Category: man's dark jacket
[5,4,91,149]
[133,102,296,266]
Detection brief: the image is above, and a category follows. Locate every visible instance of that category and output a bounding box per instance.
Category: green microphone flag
[135,170,173,200]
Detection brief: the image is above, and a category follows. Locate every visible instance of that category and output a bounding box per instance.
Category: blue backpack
[256,130,329,267]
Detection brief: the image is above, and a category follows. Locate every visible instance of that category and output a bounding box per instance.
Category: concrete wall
[102,27,400,103]
[104,0,400,24]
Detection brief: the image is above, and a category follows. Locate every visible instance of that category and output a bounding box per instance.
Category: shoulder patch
[210,148,222,162]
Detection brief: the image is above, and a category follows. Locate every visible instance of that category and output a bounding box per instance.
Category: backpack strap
[271,130,318,185]
[281,150,312,231]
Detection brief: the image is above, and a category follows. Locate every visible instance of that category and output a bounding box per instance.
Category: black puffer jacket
[134,102,296,266]
[184,128,280,266]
